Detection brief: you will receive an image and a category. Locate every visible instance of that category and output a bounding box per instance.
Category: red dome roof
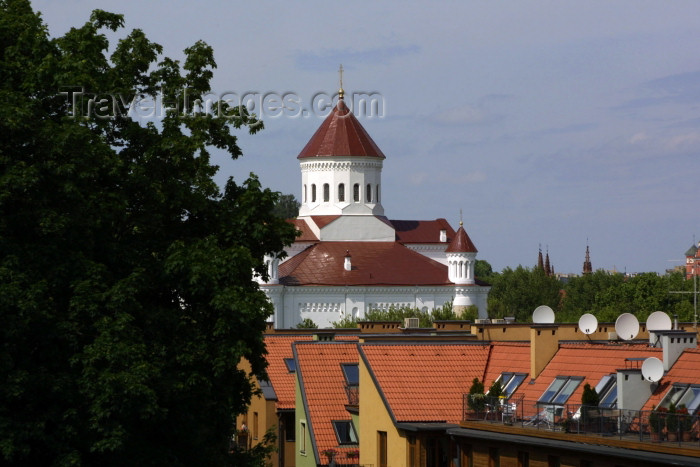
[297,99,386,159]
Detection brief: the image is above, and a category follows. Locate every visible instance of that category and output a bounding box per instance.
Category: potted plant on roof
[322,448,338,465]
[487,379,505,421]
[467,378,486,419]
[346,449,359,466]
[677,405,693,442]
[580,383,599,433]
[649,405,666,441]
[667,403,680,442]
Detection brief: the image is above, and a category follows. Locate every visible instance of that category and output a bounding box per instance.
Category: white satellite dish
[578,313,598,335]
[532,305,555,324]
[646,311,672,331]
[615,313,640,340]
[641,357,664,382]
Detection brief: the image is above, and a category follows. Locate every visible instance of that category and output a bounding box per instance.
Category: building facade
[257,91,490,328]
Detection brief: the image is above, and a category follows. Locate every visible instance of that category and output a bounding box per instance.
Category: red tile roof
[297,99,386,160]
[391,219,455,244]
[309,215,342,230]
[295,341,359,465]
[287,218,318,242]
[482,342,531,387]
[264,335,313,410]
[445,224,478,253]
[642,348,700,411]
[360,343,491,423]
[514,343,661,410]
[279,241,452,286]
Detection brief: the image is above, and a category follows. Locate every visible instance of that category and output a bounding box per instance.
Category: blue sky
[34,0,699,275]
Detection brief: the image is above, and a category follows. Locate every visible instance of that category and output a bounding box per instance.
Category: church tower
[446,222,484,318]
[583,244,592,275]
[295,76,394,241]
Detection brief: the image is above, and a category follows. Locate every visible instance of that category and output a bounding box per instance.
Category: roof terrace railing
[345,384,359,406]
[462,396,700,447]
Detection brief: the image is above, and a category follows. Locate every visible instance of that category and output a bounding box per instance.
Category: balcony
[462,394,700,449]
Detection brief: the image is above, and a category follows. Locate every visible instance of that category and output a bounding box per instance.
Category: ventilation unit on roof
[404,317,420,328]
[492,319,506,324]
[475,318,490,324]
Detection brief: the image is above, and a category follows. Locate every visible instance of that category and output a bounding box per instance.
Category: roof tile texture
[643,348,700,411]
[360,343,491,423]
[264,335,313,410]
[514,343,661,407]
[297,99,385,159]
[295,341,359,464]
[279,241,452,286]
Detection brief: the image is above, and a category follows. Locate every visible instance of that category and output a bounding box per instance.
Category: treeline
[482,264,696,323]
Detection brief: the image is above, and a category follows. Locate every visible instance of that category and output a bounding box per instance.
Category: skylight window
[341,363,359,386]
[660,384,700,414]
[595,374,618,409]
[284,358,296,373]
[332,420,358,445]
[499,372,527,397]
[539,376,582,405]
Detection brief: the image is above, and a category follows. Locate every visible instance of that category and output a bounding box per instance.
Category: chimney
[344,250,352,271]
[530,325,560,380]
[616,369,653,411]
[657,330,696,371]
[440,229,447,242]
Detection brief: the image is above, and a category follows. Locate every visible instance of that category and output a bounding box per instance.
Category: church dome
[297,98,385,160]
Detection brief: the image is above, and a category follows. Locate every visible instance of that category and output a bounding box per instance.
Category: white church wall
[263,285,479,328]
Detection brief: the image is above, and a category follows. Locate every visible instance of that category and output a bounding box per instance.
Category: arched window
[353,183,359,202]
[376,184,380,202]
[311,184,316,202]
[323,183,329,202]
[366,184,372,203]
[303,184,307,203]
[338,183,345,202]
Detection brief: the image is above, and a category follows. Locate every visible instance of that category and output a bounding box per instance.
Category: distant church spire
[544,248,552,277]
[583,243,592,275]
[537,245,544,271]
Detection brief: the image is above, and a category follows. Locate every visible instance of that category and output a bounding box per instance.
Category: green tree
[0,2,295,465]
[271,193,300,219]
[487,266,561,321]
[296,318,318,329]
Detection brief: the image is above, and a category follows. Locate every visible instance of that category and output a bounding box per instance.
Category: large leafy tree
[0,1,295,465]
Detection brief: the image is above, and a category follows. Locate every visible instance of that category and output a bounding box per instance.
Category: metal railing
[462,396,700,447]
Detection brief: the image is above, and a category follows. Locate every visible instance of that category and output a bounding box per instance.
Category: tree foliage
[0,2,295,465]
[271,193,300,219]
[486,266,561,321]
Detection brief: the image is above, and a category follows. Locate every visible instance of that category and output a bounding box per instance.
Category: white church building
[258,88,490,328]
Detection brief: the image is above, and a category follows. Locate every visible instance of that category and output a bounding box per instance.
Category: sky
[32,0,700,275]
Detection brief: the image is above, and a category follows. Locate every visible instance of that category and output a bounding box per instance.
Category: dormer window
[332,420,358,445]
[659,384,700,413]
[595,374,618,409]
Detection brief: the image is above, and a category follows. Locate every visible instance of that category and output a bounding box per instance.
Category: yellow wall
[358,355,410,467]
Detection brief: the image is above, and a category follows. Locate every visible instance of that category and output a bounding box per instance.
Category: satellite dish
[646,311,672,331]
[532,305,555,324]
[615,313,640,340]
[578,313,598,335]
[641,357,664,382]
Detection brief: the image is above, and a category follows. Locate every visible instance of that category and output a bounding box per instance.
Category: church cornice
[261,284,490,294]
[300,160,383,172]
